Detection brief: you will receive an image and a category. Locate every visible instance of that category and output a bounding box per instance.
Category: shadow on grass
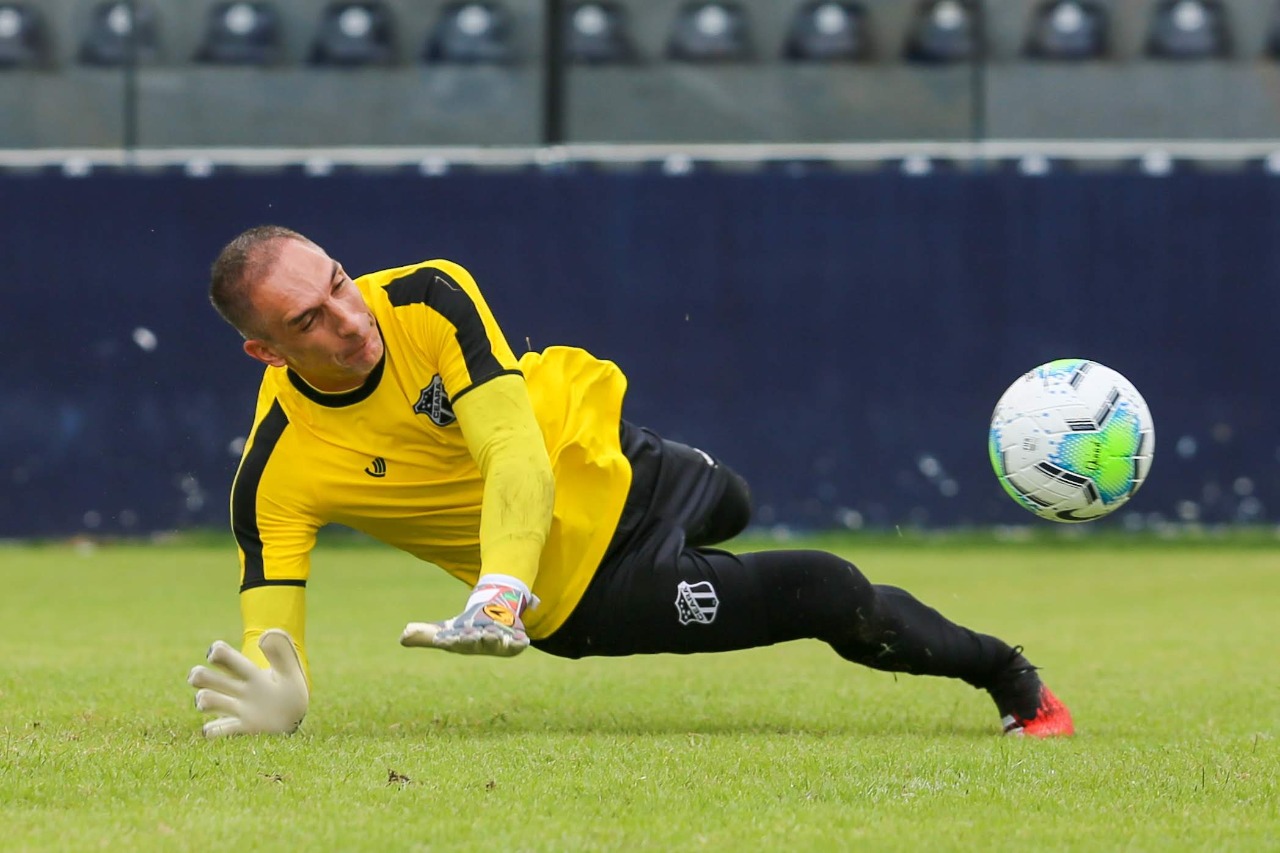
[308,714,1004,742]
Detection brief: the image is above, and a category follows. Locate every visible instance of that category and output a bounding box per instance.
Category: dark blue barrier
[2,169,1277,536]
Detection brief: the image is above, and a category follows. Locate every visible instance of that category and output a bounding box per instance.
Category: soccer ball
[989,359,1154,522]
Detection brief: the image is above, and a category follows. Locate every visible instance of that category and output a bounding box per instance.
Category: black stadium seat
[1269,2,1280,58]
[310,1,396,66]
[195,1,283,65]
[80,1,162,66]
[1147,0,1229,60]
[0,2,46,68]
[1025,0,1106,60]
[425,2,514,64]
[667,2,752,62]
[905,0,976,64]
[565,2,634,64]
[784,2,869,62]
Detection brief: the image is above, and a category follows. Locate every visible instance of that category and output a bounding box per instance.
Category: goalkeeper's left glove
[187,629,309,738]
[400,575,535,657]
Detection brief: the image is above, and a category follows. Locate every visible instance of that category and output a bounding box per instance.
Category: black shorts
[532,421,764,659]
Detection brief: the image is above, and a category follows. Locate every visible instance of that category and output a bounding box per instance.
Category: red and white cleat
[1002,685,1075,738]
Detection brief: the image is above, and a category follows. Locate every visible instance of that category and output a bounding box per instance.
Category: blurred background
[2,0,1278,537]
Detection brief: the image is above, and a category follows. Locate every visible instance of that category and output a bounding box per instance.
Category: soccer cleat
[1001,684,1074,738]
[988,645,1074,738]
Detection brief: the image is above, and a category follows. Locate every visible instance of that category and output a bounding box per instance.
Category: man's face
[242,239,385,392]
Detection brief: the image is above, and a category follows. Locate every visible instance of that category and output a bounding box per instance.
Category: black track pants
[533,423,1017,689]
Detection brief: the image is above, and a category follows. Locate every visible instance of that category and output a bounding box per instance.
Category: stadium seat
[1025,0,1106,60]
[1146,0,1228,59]
[564,2,634,64]
[79,1,162,66]
[310,1,395,66]
[195,1,283,65]
[905,0,976,63]
[783,1,868,62]
[0,2,46,68]
[1269,4,1280,58]
[666,2,752,62]
[424,2,514,64]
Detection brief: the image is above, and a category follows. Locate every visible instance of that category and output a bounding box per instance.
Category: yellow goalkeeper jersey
[231,259,631,646]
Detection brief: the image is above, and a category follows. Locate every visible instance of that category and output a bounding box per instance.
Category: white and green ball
[989,359,1155,523]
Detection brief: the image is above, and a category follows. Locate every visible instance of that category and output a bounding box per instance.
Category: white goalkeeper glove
[400,574,535,657]
[187,629,309,738]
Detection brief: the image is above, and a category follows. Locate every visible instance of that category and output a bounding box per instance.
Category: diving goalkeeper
[188,225,1074,739]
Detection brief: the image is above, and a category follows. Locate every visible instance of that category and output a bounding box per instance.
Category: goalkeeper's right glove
[400,575,534,657]
[187,629,309,738]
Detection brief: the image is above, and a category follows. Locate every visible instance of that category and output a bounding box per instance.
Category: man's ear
[244,338,287,368]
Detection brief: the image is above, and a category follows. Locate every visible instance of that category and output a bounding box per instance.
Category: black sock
[662,548,1041,715]
[746,552,1028,693]
[985,647,1045,720]
[829,583,1026,692]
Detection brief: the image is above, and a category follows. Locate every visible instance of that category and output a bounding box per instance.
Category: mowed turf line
[0,536,1276,852]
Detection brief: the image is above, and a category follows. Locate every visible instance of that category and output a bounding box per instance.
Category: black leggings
[533,423,1017,690]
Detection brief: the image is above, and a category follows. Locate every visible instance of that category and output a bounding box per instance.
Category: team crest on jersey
[675,581,719,626]
[413,375,456,426]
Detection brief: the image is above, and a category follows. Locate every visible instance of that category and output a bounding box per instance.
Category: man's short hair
[209,225,318,338]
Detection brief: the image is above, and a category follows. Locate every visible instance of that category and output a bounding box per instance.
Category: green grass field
[2,533,1278,851]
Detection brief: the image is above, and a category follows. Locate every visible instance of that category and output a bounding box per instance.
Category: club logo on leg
[675,580,719,625]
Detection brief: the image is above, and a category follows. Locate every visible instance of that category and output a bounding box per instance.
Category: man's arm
[189,398,318,736]
[189,580,314,738]
[240,584,310,678]
[457,373,555,588]
[400,372,555,655]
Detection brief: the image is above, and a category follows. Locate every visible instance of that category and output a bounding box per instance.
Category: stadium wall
[2,169,1276,537]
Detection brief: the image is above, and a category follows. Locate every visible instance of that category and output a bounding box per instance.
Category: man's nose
[334,303,363,336]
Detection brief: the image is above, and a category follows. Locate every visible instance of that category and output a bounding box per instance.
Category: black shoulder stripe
[382,267,503,383]
[233,399,290,592]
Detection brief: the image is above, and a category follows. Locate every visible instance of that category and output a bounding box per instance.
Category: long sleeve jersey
[229,259,631,675]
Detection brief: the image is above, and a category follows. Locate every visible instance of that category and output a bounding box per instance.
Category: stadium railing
[5,139,1280,175]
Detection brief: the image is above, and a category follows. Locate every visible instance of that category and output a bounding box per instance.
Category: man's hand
[187,629,309,738]
[400,580,531,657]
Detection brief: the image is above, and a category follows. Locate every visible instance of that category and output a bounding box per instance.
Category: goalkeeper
[189,226,1074,740]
